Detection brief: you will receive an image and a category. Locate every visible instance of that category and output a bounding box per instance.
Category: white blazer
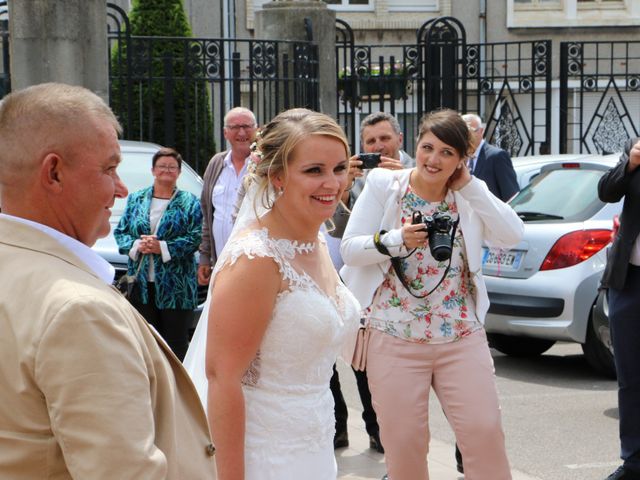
[340,168,524,324]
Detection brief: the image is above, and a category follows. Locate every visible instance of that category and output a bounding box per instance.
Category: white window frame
[387,0,439,13]
[324,0,374,12]
[513,0,562,9]
[508,0,640,27]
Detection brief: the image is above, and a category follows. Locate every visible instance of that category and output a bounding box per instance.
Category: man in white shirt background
[198,107,257,285]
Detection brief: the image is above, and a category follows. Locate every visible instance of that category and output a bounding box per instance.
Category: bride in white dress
[184,109,360,480]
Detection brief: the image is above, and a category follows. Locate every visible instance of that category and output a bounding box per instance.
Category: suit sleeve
[199,159,216,267]
[493,149,519,202]
[598,140,635,203]
[35,296,167,479]
[328,175,364,239]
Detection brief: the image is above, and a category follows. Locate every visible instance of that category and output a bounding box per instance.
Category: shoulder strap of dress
[213,229,310,289]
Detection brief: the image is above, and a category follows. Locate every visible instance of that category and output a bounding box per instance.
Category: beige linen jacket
[0,218,216,479]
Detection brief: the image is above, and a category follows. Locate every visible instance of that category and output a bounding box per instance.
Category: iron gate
[336,16,552,158]
[107,3,319,174]
[560,41,640,154]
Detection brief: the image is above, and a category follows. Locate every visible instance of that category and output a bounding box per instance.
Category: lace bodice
[213,228,361,458]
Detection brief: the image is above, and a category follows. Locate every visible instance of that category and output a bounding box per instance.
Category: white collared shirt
[212,151,249,259]
[0,213,115,284]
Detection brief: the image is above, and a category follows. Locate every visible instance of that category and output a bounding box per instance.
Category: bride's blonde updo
[245,108,350,210]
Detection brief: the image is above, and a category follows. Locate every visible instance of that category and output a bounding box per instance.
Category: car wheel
[487,333,556,357]
[582,298,616,379]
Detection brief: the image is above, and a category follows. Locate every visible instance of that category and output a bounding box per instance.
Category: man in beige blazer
[0,83,216,479]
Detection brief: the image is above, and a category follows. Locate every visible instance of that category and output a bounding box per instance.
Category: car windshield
[510,167,605,222]
[113,151,203,217]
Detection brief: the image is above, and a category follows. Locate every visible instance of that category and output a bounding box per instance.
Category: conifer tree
[110,0,214,173]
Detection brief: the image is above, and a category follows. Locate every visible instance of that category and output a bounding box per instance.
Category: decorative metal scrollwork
[520,76,533,93]
[566,43,583,76]
[592,98,630,154]
[583,76,597,91]
[353,47,372,76]
[186,40,223,79]
[628,75,640,91]
[465,45,480,78]
[294,43,316,79]
[403,46,419,77]
[251,41,277,79]
[492,102,523,157]
[480,78,494,94]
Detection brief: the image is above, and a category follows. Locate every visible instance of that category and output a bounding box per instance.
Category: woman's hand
[139,234,161,254]
[402,223,429,250]
[447,160,472,191]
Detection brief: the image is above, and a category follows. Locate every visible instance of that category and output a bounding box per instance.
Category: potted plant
[338,62,409,103]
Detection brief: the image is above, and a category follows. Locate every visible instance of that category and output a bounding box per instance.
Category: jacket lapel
[474,144,488,176]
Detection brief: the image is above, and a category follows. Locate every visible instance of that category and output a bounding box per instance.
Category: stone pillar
[8,0,108,101]
[255,1,336,118]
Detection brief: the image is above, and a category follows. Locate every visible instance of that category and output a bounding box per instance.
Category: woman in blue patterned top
[115,147,202,360]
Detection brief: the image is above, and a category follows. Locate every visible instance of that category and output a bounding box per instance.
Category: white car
[483,154,621,377]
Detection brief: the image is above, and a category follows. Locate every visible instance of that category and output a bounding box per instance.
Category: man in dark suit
[462,114,519,202]
[598,138,640,480]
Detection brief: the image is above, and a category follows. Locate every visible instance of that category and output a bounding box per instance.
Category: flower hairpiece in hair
[248,130,264,173]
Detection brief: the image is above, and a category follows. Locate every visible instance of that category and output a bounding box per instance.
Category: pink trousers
[366,328,512,480]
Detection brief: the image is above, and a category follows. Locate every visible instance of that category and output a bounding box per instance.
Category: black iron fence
[560,41,640,154]
[107,3,319,174]
[336,17,552,158]
[2,8,639,158]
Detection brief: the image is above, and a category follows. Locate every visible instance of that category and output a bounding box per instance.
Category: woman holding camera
[340,109,523,480]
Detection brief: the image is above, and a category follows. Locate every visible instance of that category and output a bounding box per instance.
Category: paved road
[337,342,619,480]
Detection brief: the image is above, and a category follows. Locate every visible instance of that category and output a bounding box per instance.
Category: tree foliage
[110,0,214,174]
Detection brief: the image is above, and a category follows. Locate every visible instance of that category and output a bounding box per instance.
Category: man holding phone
[330,112,413,456]
[343,111,415,202]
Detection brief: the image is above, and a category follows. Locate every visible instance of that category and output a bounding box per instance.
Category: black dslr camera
[358,152,382,169]
[411,211,455,261]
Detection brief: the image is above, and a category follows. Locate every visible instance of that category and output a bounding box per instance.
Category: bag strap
[373,219,459,300]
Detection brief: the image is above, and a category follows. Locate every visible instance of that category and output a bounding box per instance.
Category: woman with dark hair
[340,109,523,480]
[115,147,202,360]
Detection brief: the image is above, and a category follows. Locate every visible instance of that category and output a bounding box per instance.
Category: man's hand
[341,155,365,203]
[628,140,640,173]
[378,155,404,170]
[198,264,212,285]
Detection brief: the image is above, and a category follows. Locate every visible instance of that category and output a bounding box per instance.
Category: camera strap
[374,219,459,300]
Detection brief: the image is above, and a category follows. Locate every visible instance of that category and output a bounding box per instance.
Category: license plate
[482,248,523,270]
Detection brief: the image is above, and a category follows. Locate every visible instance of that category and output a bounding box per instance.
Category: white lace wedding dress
[184,227,360,480]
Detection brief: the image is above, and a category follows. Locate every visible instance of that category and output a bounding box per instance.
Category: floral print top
[365,187,482,344]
